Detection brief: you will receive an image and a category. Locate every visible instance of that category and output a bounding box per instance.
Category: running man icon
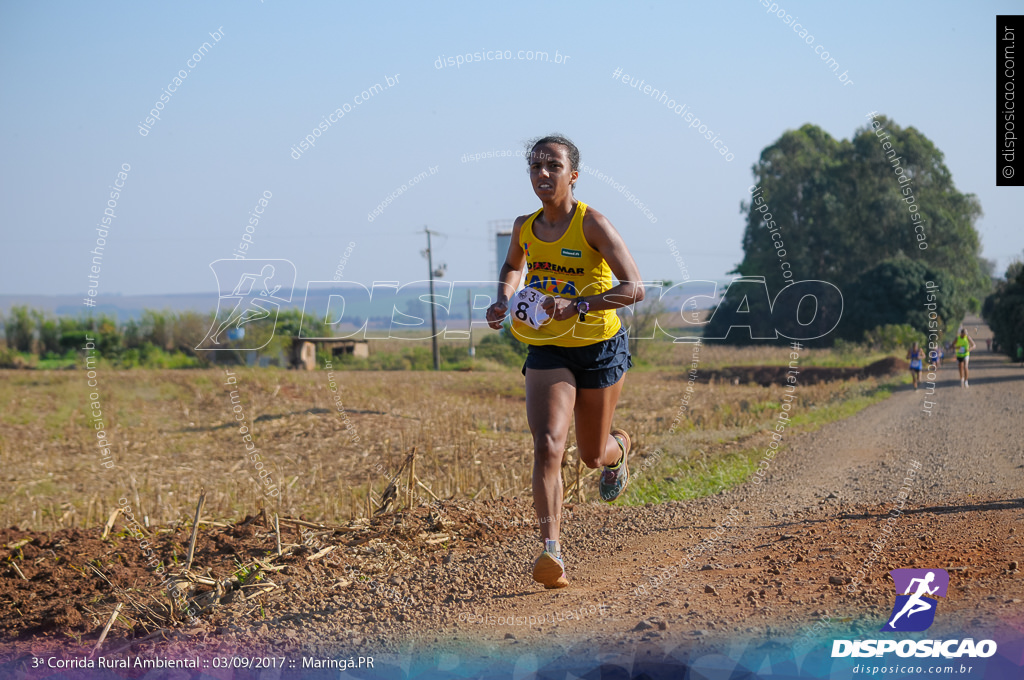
[197,259,296,351]
[882,568,949,632]
[209,264,283,344]
[888,572,938,627]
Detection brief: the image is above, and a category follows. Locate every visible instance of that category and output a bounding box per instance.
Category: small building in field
[290,338,369,370]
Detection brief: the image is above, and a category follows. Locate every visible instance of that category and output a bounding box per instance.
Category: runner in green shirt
[954,328,977,388]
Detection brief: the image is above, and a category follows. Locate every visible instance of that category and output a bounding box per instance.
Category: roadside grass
[622,376,903,505]
[626,447,762,505]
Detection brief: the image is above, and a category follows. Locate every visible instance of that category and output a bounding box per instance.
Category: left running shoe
[532,550,569,589]
[599,429,631,502]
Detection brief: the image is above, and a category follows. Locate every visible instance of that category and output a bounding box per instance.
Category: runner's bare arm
[578,208,645,311]
[498,216,529,302]
[486,215,529,329]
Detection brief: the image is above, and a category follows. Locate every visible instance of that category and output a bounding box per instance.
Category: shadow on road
[838,498,1024,520]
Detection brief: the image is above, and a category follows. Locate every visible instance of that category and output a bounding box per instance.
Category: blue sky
[1,0,1020,298]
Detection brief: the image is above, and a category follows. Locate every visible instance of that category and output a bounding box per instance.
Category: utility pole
[424,226,441,370]
[467,289,475,357]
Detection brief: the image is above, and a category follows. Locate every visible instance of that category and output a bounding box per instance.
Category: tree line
[0,307,331,368]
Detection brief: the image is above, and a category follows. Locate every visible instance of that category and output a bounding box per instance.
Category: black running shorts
[521,328,633,389]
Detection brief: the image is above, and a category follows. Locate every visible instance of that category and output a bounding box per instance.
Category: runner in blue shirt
[907,342,923,390]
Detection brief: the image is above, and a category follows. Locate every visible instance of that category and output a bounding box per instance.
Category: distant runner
[486,135,644,589]
[955,328,977,388]
[907,342,923,389]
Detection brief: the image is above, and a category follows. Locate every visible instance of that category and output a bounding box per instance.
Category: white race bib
[511,287,552,329]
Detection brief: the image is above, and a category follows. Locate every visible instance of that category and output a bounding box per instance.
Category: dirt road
[408,340,1024,664]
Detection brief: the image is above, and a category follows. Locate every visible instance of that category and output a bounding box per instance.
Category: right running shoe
[532,549,569,589]
[599,429,631,502]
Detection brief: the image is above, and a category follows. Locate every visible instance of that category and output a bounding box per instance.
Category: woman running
[954,328,977,388]
[486,135,644,589]
[907,342,923,389]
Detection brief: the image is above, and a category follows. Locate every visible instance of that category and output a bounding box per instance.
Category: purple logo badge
[882,568,949,632]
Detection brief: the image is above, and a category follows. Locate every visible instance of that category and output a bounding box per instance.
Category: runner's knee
[533,433,565,465]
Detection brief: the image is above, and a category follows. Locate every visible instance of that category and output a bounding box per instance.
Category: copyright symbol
[1003,166,1015,179]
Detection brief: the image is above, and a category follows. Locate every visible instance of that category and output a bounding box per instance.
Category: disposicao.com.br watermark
[756,1,853,87]
[459,603,604,626]
[290,73,400,159]
[461,149,529,163]
[138,28,225,136]
[435,49,570,69]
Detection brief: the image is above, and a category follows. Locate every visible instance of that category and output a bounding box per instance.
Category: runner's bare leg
[574,376,626,469]
[525,367,575,543]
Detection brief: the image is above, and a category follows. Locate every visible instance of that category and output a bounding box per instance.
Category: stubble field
[0,343,901,533]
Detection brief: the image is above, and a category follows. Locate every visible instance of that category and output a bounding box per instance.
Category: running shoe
[599,429,631,502]
[532,547,569,589]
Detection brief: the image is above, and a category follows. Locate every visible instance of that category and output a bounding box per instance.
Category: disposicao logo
[883,568,948,632]
[831,568,997,659]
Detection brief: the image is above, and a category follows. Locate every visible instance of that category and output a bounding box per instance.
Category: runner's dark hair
[527,134,580,190]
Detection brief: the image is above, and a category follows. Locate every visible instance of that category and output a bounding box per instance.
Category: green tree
[727,116,988,342]
[91,314,122,356]
[170,311,215,354]
[32,310,62,356]
[736,124,847,291]
[983,256,1024,358]
[122,318,142,349]
[841,258,962,341]
[3,306,35,352]
[59,317,93,354]
[140,309,173,350]
[276,308,330,338]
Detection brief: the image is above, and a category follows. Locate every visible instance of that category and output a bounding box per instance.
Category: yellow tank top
[511,201,622,347]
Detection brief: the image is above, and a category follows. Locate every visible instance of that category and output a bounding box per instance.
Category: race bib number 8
[511,287,552,330]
